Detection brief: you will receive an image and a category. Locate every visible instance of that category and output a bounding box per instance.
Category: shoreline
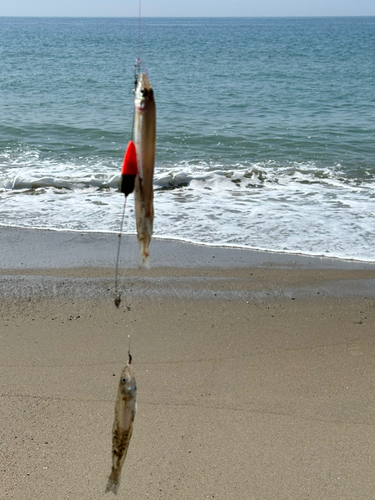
[1,225,374,271]
[1,223,374,266]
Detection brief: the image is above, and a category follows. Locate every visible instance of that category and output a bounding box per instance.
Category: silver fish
[105,353,137,495]
[133,72,156,269]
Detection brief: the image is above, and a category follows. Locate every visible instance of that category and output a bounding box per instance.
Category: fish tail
[139,252,150,269]
[105,469,120,495]
[138,230,151,269]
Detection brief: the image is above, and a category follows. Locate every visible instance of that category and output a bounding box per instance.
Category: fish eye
[140,88,148,97]
[121,377,127,384]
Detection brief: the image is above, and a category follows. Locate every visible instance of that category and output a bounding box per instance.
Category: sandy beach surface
[1,227,375,500]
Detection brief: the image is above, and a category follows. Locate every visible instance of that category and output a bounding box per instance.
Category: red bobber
[120,141,138,196]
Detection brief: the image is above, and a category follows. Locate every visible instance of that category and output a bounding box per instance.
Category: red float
[120,141,138,196]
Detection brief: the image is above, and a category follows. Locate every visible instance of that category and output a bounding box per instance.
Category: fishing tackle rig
[113,151,136,308]
[114,0,153,308]
[113,62,143,308]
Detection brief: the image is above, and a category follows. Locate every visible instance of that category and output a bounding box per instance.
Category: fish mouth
[135,73,154,107]
[136,73,154,102]
[138,73,152,90]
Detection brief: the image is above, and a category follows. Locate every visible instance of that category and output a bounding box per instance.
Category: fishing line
[113,0,143,308]
[138,0,142,64]
[114,196,127,307]
[135,0,150,80]
[128,335,132,356]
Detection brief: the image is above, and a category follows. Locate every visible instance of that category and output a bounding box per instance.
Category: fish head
[135,73,154,111]
[119,362,137,398]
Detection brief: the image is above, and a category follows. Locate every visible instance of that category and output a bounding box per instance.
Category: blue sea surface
[0,17,374,260]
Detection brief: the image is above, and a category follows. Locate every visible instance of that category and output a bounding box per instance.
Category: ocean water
[0,16,374,261]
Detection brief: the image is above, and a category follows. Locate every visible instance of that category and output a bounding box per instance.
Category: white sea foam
[0,153,374,262]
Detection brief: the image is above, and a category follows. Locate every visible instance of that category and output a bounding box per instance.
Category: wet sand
[1,227,375,499]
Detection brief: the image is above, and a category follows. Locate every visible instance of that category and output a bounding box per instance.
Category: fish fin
[105,470,120,495]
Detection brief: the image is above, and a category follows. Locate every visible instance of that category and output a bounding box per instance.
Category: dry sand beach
[1,226,375,499]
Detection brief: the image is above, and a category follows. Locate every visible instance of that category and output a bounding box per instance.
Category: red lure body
[120,141,138,196]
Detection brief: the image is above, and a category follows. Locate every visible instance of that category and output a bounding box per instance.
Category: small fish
[133,72,156,269]
[105,353,137,495]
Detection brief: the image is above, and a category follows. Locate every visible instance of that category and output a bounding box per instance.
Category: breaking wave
[0,151,374,262]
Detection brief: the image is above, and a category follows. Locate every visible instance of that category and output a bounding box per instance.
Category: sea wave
[1,174,120,191]
[1,157,374,194]
[0,150,374,262]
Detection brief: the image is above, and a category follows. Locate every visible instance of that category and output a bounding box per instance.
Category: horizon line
[1,15,375,19]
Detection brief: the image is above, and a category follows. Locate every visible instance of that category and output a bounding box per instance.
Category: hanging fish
[133,72,156,269]
[113,73,156,306]
[105,353,137,495]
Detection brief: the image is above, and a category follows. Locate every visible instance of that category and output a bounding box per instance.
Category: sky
[0,0,375,17]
